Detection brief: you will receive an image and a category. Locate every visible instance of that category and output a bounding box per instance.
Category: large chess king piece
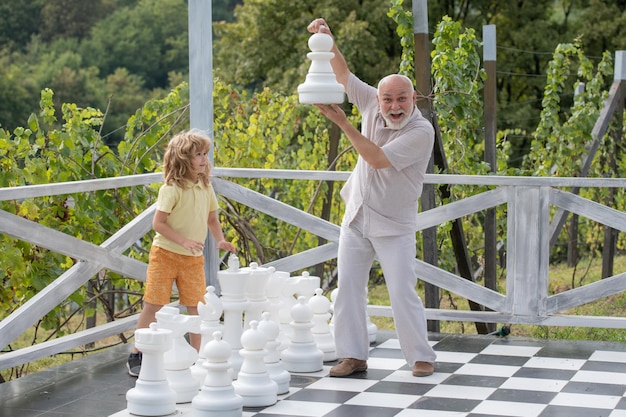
[297,29,344,104]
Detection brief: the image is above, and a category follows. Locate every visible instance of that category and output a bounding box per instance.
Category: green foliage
[213,0,401,93]
[212,79,356,266]
[0,84,189,341]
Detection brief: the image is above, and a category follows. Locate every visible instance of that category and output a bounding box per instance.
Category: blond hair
[162,130,212,188]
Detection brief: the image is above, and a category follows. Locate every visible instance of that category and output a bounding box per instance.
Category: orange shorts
[143,246,206,306]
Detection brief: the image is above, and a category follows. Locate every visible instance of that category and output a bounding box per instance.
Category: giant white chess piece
[126,323,176,416]
[191,286,224,383]
[191,331,243,417]
[156,305,202,403]
[309,288,336,362]
[233,320,278,407]
[242,262,274,329]
[257,312,290,394]
[280,296,323,373]
[217,254,251,377]
[297,28,344,104]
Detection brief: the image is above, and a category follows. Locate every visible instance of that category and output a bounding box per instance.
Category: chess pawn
[297,29,345,104]
[280,296,324,373]
[217,253,251,377]
[308,289,337,362]
[192,331,243,417]
[233,320,278,407]
[155,305,202,403]
[126,323,176,416]
[191,286,224,383]
[257,312,290,395]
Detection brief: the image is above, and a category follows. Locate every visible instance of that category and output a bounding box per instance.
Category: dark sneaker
[127,352,142,377]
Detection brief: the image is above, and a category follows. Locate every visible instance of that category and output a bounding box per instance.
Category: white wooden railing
[2,170,626,372]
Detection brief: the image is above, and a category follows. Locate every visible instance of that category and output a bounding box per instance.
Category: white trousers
[334,222,437,366]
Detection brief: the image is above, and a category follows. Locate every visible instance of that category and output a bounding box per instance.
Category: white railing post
[506,186,551,316]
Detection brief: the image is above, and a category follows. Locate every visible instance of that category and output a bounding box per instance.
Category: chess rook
[297,30,344,104]
[125,323,176,416]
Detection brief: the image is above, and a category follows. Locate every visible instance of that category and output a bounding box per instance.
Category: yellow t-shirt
[152,180,218,256]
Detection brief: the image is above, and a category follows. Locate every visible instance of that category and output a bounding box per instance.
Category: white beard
[382,107,413,130]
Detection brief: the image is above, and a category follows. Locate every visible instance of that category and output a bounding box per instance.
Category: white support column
[188,1,220,290]
[506,186,551,317]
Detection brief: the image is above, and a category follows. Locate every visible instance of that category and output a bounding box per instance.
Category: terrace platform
[3,330,626,417]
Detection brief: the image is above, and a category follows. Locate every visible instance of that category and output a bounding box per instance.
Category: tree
[80,0,189,90]
[39,0,113,42]
[0,1,44,51]
[213,0,402,94]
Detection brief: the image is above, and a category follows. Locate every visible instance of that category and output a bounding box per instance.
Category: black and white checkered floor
[237,335,626,417]
[4,332,626,417]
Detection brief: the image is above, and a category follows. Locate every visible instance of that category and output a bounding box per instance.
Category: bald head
[376,74,416,130]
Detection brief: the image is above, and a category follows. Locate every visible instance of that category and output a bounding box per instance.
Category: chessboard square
[376,339,401,350]
[305,377,378,392]
[366,380,435,396]
[434,351,477,364]
[471,400,547,416]
[383,369,450,384]
[368,347,405,359]
[536,342,596,360]
[424,384,496,400]
[572,370,626,386]
[433,361,465,374]
[453,363,521,378]
[550,392,622,409]
[433,336,493,353]
[283,388,358,404]
[442,373,507,388]
[539,404,613,417]
[582,360,626,374]
[469,353,529,366]
[481,344,542,357]
[323,404,401,417]
[365,357,407,371]
[524,356,586,370]
[487,388,557,404]
[590,351,626,363]
[344,391,420,408]
[563,381,626,397]
[254,399,340,416]
[500,377,568,392]
[513,367,576,380]
[408,395,480,412]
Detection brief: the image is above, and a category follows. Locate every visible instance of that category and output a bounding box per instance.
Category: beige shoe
[329,358,368,377]
[412,361,435,377]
